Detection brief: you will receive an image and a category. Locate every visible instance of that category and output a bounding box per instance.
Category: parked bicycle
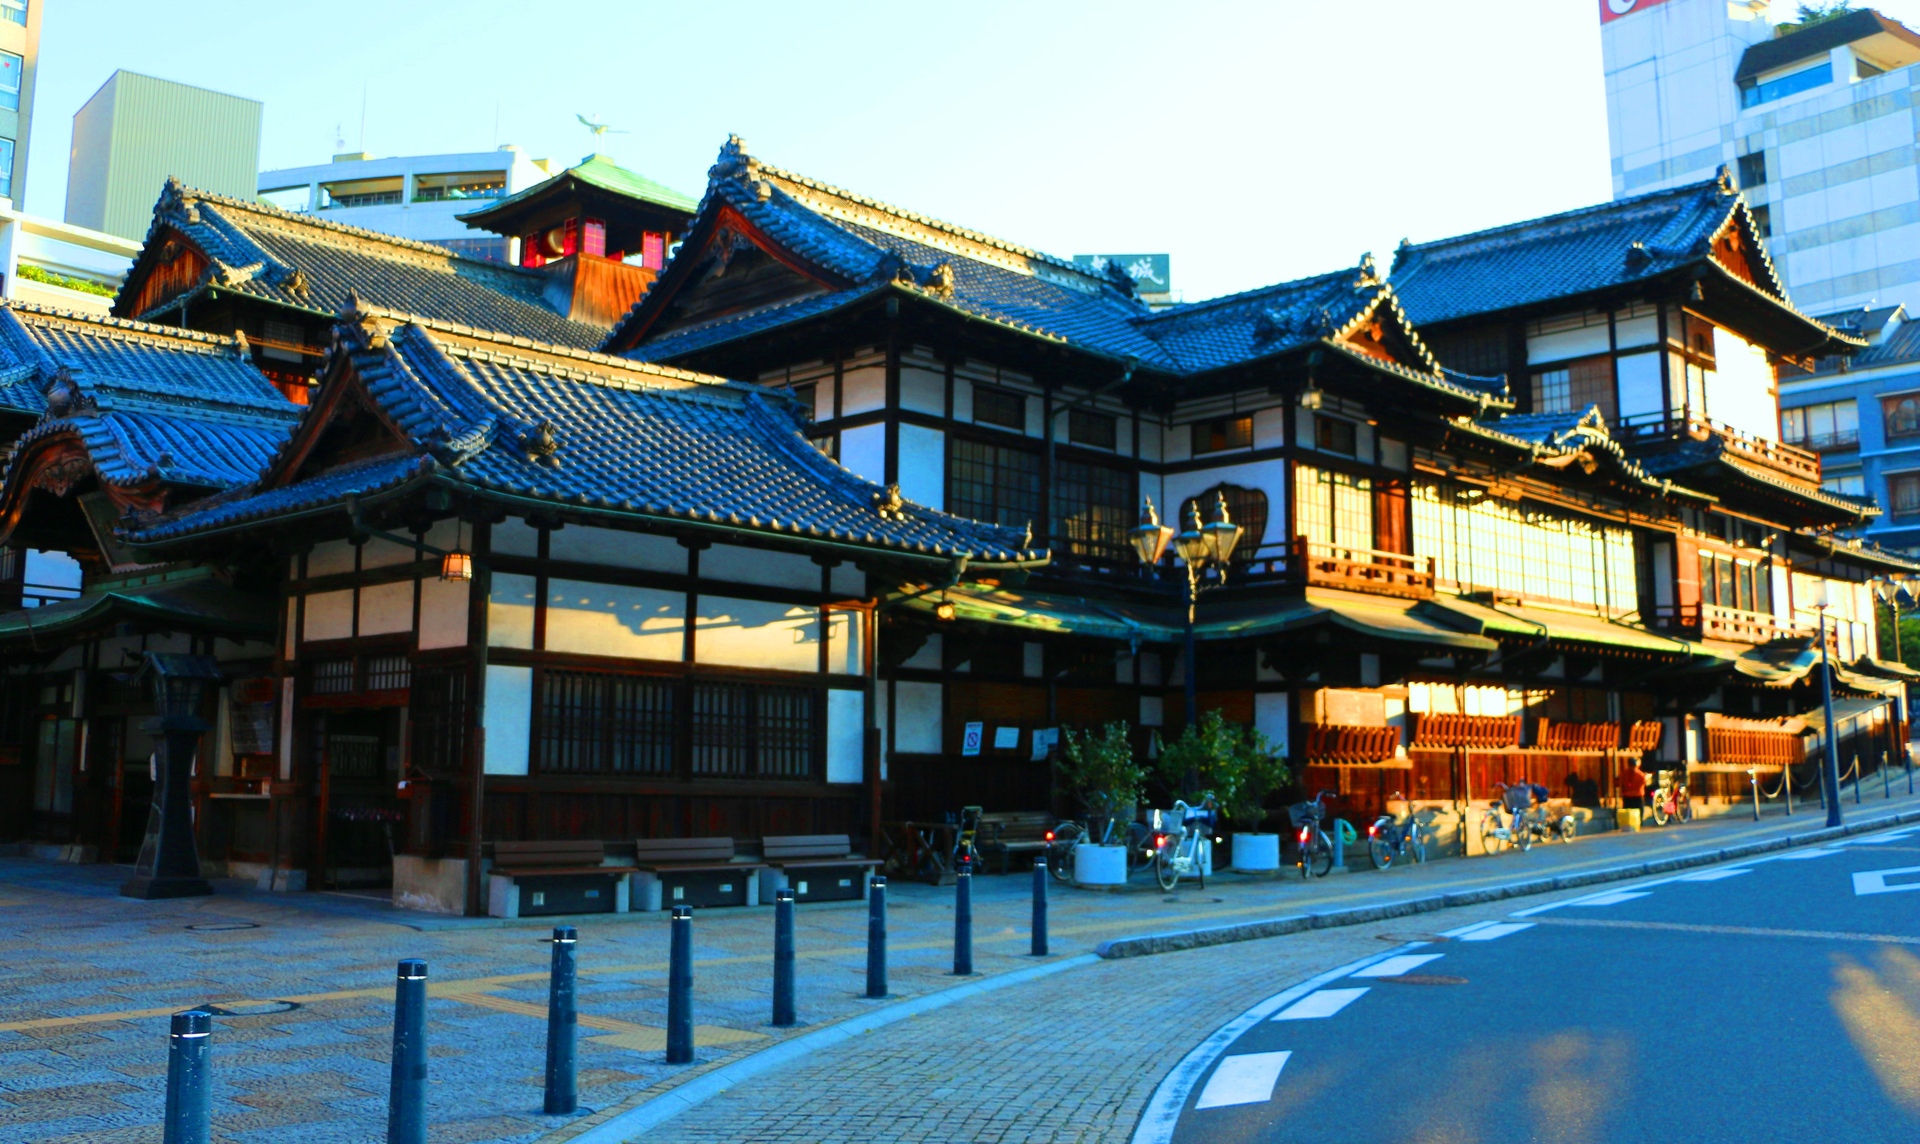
[1290,790,1338,878]
[1152,793,1217,891]
[1367,791,1428,869]
[1481,783,1535,854]
[1045,814,1151,883]
[1647,770,1692,826]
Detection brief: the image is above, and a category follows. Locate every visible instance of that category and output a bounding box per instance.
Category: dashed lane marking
[1570,890,1651,906]
[1456,922,1535,942]
[1194,1051,1293,1110]
[1773,849,1843,861]
[1675,868,1752,882]
[1351,954,1444,977]
[1438,920,1499,939]
[1852,866,1920,897]
[1532,916,1920,946]
[1270,988,1368,1021]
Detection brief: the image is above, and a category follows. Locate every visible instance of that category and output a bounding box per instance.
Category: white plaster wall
[826,689,865,783]
[1252,405,1287,449]
[361,536,419,568]
[548,527,685,573]
[897,423,945,511]
[839,423,886,487]
[358,580,414,636]
[827,610,865,675]
[307,539,357,577]
[1164,459,1287,549]
[704,543,821,591]
[483,664,532,776]
[830,565,866,598]
[417,577,470,650]
[893,681,943,753]
[694,596,819,671]
[303,590,353,642]
[841,364,887,414]
[492,517,541,558]
[899,365,944,416]
[489,573,538,650]
[545,579,684,659]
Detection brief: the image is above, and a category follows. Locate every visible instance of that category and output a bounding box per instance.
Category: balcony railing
[1303,723,1402,765]
[1236,537,1437,599]
[1616,413,1822,484]
[1784,428,1859,453]
[1653,602,1812,646]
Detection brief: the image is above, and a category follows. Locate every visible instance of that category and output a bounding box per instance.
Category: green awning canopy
[1417,596,1702,657]
[0,567,274,649]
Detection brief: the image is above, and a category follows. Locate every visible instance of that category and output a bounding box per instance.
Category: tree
[1792,2,1854,28]
[1057,721,1146,828]
[1152,709,1290,828]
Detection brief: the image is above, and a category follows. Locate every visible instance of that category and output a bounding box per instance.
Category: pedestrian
[1617,756,1648,810]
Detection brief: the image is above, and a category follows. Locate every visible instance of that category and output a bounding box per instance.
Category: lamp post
[1809,584,1843,829]
[121,653,222,900]
[1131,494,1243,789]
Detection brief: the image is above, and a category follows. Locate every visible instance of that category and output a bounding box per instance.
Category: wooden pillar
[462,519,493,918]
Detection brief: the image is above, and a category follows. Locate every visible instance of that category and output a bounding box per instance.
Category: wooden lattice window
[690,682,816,780]
[311,659,355,695]
[408,664,468,779]
[366,654,411,692]
[537,670,676,775]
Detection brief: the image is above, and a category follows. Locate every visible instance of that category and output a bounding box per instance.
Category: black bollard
[666,906,694,1064]
[772,888,796,1027]
[1031,859,1049,957]
[388,959,428,1144]
[1854,755,1863,805]
[954,858,974,976]
[163,1009,212,1144]
[865,877,888,998]
[1885,751,1893,800]
[543,926,578,1115]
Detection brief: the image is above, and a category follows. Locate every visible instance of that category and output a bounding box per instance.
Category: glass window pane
[1616,352,1665,422]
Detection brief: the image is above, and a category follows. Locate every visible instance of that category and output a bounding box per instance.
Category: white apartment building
[1604,1,1920,314]
[256,147,555,263]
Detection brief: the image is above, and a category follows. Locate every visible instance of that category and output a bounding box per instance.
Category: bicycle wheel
[1481,815,1505,855]
[1309,832,1334,878]
[1516,824,1534,852]
[1558,816,1577,844]
[1410,824,1426,864]
[1047,823,1083,883]
[1369,834,1395,870]
[1678,792,1693,823]
[1154,847,1179,892]
[1650,800,1670,827]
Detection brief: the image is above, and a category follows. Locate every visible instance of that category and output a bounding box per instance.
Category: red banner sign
[1600,0,1673,23]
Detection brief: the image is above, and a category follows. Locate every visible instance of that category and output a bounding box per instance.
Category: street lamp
[1132,494,1242,778]
[121,652,221,900]
[1808,581,1844,828]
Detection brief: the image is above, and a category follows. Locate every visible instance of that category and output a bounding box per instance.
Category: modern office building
[65,71,262,241]
[258,148,561,263]
[0,0,38,205]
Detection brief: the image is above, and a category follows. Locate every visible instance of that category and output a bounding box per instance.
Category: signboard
[1599,0,1672,23]
[1073,253,1172,295]
[993,726,1020,750]
[1030,727,1059,762]
[962,721,984,757]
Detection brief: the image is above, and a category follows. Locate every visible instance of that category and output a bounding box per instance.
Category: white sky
[26,0,1920,302]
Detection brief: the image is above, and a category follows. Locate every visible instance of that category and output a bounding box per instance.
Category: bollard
[1031,859,1049,957]
[1749,769,1761,822]
[1884,750,1893,800]
[772,889,796,1027]
[1854,755,1863,805]
[543,927,578,1115]
[954,858,974,976]
[1910,748,1916,796]
[1330,817,1344,870]
[666,906,694,1064]
[388,959,428,1144]
[865,877,888,998]
[163,1010,212,1144]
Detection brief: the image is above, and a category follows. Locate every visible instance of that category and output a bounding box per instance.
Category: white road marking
[1438,920,1500,938]
[1774,849,1841,861]
[1456,922,1535,941]
[1271,988,1368,1021]
[1194,1051,1292,1109]
[1675,868,1751,882]
[1852,866,1920,896]
[1571,890,1651,906]
[1351,954,1444,977]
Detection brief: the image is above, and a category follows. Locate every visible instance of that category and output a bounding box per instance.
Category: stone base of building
[222,860,308,892]
[393,855,471,915]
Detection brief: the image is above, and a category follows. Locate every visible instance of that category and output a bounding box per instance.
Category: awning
[1800,696,1895,741]
[0,567,274,649]
[893,584,1497,652]
[1417,595,1700,657]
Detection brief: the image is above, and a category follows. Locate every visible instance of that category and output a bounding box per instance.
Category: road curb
[1094,807,1920,959]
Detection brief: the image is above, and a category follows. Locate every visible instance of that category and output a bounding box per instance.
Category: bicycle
[1647,771,1692,826]
[1151,794,1216,892]
[1481,784,1535,854]
[1367,791,1428,870]
[1045,814,1150,884]
[1289,790,1338,878]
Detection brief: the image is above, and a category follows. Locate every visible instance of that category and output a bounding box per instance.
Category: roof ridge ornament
[1354,252,1380,289]
[874,482,909,521]
[711,134,774,201]
[518,419,563,467]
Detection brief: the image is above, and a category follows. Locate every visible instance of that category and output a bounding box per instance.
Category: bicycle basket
[1287,802,1321,829]
[1501,786,1532,814]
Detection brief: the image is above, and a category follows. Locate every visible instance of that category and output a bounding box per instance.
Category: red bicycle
[1648,770,1693,826]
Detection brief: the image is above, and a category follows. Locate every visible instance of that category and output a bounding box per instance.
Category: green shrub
[1154,709,1288,828]
[17,264,116,298]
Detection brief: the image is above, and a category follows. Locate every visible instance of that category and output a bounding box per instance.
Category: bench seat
[488,840,635,918]
[758,834,881,903]
[977,811,1055,873]
[630,838,764,911]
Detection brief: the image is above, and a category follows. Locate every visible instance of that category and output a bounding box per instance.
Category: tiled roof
[611,138,1463,398]
[1805,310,1920,376]
[457,153,698,225]
[135,310,1038,564]
[0,302,299,492]
[118,181,605,349]
[1390,176,1789,328]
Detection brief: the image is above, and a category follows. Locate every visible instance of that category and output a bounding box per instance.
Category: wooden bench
[631,837,764,911]
[977,811,1055,873]
[758,834,883,903]
[487,840,635,919]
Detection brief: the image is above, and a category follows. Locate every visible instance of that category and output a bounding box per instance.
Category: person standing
[1617,756,1648,811]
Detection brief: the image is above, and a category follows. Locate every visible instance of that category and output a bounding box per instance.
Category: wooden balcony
[1409,712,1521,749]
[1705,727,1802,768]
[1237,537,1436,599]
[1653,603,1813,646]
[1617,414,1821,485]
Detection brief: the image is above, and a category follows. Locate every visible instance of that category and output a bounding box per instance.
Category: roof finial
[1715,163,1735,196]
[1355,252,1380,288]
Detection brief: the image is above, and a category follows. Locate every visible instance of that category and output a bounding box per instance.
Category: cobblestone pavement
[2,788,1915,1143]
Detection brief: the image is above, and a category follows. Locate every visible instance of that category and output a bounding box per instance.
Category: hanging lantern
[1129,497,1174,567]
[440,549,474,582]
[934,599,957,622]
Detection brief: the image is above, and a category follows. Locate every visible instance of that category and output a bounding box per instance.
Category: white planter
[1230,832,1280,872]
[1073,843,1129,886]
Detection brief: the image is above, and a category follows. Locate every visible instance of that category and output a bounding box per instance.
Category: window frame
[1190,415,1254,456]
[971,386,1027,431]
[1066,407,1118,450]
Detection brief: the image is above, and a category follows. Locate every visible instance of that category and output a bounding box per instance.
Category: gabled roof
[1389,175,1855,357]
[115,181,605,348]
[606,137,1473,406]
[0,303,298,492]
[1450,402,1702,499]
[0,565,273,648]
[132,307,1040,566]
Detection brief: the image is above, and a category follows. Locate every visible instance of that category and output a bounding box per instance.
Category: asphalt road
[1155,822,1920,1144]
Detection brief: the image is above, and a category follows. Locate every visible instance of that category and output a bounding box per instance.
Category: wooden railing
[1615,413,1821,484]
[1628,720,1662,753]
[1410,713,1522,749]
[1537,720,1619,751]
[1706,727,1802,767]
[1304,723,1401,765]
[1652,603,1812,646]
[1236,537,1435,599]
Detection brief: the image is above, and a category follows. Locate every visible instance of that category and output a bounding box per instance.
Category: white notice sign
[993,726,1019,750]
[962,722,984,757]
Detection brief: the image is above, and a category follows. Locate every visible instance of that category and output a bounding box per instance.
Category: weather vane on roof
[575,114,629,146]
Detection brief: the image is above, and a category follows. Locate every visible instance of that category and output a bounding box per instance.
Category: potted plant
[1056,721,1145,886]
[1155,710,1289,873]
